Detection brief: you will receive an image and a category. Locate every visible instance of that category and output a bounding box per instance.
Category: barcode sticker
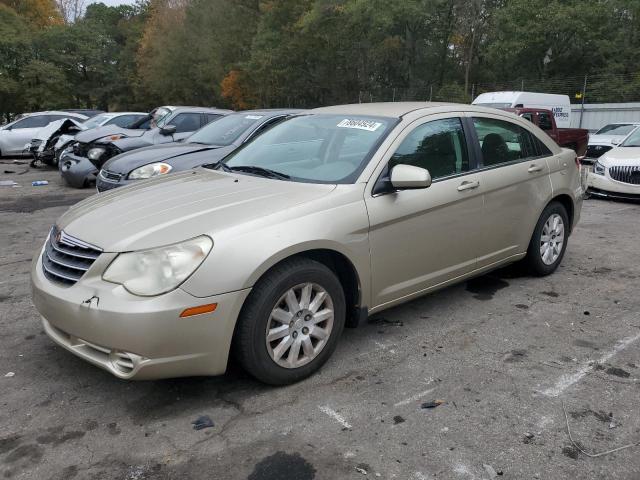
[337,119,382,132]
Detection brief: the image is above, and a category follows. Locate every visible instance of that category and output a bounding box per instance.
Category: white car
[0,111,88,157]
[587,127,640,200]
[584,123,640,163]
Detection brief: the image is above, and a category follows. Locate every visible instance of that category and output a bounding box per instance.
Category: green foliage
[2,0,640,119]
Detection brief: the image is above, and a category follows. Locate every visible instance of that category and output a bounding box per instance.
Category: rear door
[468,114,553,267]
[365,115,484,308]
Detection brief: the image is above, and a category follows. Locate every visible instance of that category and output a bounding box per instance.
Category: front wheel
[524,201,569,276]
[234,258,346,385]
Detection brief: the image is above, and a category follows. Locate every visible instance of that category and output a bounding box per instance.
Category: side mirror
[611,139,621,146]
[67,126,81,133]
[160,125,177,136]
[390,164,432,190]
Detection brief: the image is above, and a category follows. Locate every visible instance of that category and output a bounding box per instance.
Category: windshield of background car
[188,113,263,146]
[153,108,173,127]
[595,124,637,136]
[621,128,640,147]
[222,114,396,183]
[82,114,110,129]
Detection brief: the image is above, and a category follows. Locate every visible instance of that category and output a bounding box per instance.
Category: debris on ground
[523,432,535,444]
[369,317,404,327]
[4,372,15,377]
[32,180,49,186]
[393,415,405,424]
[355,465,368,475]
[3,170,15,174]
[0,180,18,186]
[482,463,502,479]
[191,415,214,430]
[421,400,444,409]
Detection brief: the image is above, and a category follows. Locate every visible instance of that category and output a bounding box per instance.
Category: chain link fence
[351,72,640,105]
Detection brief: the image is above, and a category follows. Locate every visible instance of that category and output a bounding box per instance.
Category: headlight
[128,162,173,180]
[87,147,106,161]
[103,236,213,296]
[593,161,606,175]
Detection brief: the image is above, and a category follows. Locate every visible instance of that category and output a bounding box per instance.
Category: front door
[365,116,484,309]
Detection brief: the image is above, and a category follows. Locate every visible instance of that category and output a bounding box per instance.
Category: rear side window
[390,118,469,180]
[472,117,541,167]
[12,115,50,129]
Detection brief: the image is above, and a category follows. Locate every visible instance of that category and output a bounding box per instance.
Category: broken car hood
[57,169,336,252]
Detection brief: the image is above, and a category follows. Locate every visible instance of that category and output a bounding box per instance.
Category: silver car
[0,111,88,157]
[31,103,582,384]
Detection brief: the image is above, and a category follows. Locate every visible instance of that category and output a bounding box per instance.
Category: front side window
[189,113,266,146]
[220,114,395,183]
[389,118,469,180]
[168,113,202,133]
[473,117,539,167]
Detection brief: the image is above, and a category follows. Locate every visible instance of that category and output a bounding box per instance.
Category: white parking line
[541,332,640,397]
[394,387,435,407]
[318,405,352,429]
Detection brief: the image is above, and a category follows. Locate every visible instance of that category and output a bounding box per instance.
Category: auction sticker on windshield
[337,119,382,132]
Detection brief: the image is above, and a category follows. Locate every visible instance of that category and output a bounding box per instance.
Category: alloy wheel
[265,282,334,369]
[540,213,565,265]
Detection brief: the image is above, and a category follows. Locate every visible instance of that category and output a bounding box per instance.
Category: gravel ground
[1,162,640,480]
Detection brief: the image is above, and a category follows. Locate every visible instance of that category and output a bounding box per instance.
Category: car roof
[233,109,305,117]
[26,111,88,119]
[99,112,147,118]
[171,107,234,114]
[310,102,500,118]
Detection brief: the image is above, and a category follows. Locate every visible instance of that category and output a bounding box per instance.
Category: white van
[472,91,572,128]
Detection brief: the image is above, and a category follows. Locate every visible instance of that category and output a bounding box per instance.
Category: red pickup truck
[508,108,589,156]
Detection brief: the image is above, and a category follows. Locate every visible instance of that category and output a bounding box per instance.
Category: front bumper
[59,152,98,188]
[587,171,640,200]
[96,169,135,192]
[31,248,250,379]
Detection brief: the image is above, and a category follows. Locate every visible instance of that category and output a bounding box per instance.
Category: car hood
[102,142,232,175]
[75,125,147,144]
[57,169,336,252]
[600,147,640,166]
[589,134,628,145]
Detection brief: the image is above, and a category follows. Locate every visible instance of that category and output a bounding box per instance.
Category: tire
[524,201,569,276]
[234,257,346,385]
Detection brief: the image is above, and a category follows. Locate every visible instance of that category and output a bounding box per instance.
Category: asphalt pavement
[1,161,639,480]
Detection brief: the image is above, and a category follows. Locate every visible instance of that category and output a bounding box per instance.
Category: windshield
[218,114,395,183]
[153,107,173,128]
[82,114,110,129]
[474,102,512,109]
[188,113,264,146]
[621,128,640,147]
[595,124,638,136]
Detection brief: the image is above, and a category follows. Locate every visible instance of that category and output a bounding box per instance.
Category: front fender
[180,185,372,307]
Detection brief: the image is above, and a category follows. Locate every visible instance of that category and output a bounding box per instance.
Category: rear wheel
[524,201,569,276]
[234,258,345,385]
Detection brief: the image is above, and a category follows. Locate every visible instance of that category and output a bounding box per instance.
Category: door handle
[457,180,480,191]
[528,164,543,173]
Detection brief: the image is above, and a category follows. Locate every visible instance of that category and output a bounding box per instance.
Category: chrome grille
[609,166,640,185]
[585,144,612,158]
[100,169,122,181]
[41,227,102,286]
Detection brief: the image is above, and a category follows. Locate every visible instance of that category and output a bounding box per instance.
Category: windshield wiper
[227,165,290,180]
